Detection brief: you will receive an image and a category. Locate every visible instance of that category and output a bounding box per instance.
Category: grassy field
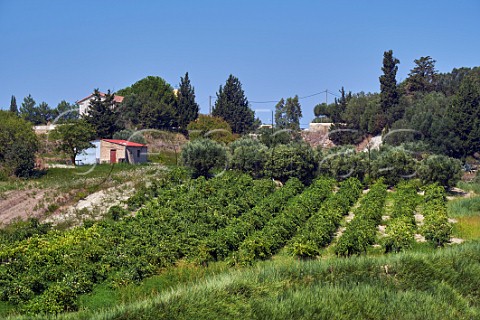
[9,240,479,320]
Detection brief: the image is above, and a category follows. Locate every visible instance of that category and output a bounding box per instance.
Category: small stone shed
[99,139,148,164]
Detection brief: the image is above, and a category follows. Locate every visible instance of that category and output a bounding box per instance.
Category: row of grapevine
[194,178,305,263]
[0,172,276,314]
[334,179,388,256]
[382,181,420,253]
[289,177,364,258]
[235,177,336,265]
[421,184,452,246]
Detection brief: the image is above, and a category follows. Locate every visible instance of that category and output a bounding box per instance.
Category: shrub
[264,142,317,184]
[417,155,462,189]
[370,146,417,187]
[317,146,367,181]
[0,111,38,177]
[181,138,227,177]
[187,115,235,144]
[229,137,267,178]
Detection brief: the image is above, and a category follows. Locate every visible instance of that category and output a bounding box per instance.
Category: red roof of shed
[102,139,146,147]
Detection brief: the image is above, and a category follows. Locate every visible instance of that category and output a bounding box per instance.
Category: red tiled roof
[102,139,146,147]
[76,92,124,104]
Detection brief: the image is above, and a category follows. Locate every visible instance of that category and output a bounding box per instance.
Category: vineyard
[0,170,465,316]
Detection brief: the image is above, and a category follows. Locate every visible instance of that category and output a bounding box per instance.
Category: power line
[249,89,340,104]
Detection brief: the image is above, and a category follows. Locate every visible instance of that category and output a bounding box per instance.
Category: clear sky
[1,0,479,126]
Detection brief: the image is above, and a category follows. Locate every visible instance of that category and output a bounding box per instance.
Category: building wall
[100,141,127,163]
[125,146,148,164]
[78,100,90,116]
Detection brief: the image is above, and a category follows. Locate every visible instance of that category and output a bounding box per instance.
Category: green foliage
[19,95,56,125]
[0,111,38,177]
[54,100,78,123]
[117,76,177,130]
[382,181,419,253]
[50,120,96,165]
[317,146,367,181]
[0,218,51,245]
[275,96,302,130]
[417,155,462,189]
[264,142,317,184]
[335,179,387,256]
[370,146,417,187]
[194,178,304,263]
[213,74,255,134]
[406,56,438,94]
[257,127,296,147]
[447,70,480,158]
[9,95,18,114]
[421,184,452,247]
[187,114,234,143]
[181,138,227,177]
[112,129,146,144]
[84,89,121,138]
[380,50,401,125]
[290,177,363,258]
[229,137,267,178]
[237,178,335,264]
[176,72,199,131]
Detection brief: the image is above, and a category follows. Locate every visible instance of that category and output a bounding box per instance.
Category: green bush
[229,137,267,178]
[371,146,417,187]
[417,154,463,189]
[181,138,227,177]
[0,111,38,177]
[317,146,367,181]
[264,142,317,184]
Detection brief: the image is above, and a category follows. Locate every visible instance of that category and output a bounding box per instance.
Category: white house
[76,92,124,116]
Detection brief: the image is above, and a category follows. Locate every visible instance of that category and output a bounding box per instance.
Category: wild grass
[453,216,480,240]
[448,196,480,218]
[457,180,480,194]
[10,241,480,320]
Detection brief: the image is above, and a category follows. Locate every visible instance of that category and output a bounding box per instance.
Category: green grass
[453,216,480,240]
[448,196,480,241]
[9,241,480,320]
[448,196,480,218]
[148,150,179,167]
[457,180,480,194]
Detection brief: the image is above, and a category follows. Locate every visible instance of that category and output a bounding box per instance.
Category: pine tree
[406,56,437,94]
[448,71,480,158]
[379,50,400,127]
[275,98,287,129]
[9,95,18,114]
[177,72,199,131]
[20,94,41,125]
[85,89,120,138]
[285,95,302,130]
[212,75,254,134]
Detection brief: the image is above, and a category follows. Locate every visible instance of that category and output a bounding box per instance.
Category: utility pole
[209,96,212,115]
[325,89,328,106]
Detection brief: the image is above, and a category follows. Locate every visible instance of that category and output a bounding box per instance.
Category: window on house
[137,149,141,158]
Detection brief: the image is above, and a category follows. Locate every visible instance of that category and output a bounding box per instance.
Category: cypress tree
[177,72,199,131]
[213,75,254,134]
[9,95,18,114]
[379,50,400,126]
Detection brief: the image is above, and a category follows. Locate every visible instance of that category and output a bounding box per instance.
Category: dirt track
[0,189,48,225]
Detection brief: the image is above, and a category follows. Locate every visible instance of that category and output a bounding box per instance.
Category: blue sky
[1,0,479,126]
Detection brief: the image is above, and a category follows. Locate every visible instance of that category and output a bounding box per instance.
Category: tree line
[315,51,480,160]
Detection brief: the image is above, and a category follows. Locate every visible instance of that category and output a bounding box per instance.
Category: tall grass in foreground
[12,241,480,320]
